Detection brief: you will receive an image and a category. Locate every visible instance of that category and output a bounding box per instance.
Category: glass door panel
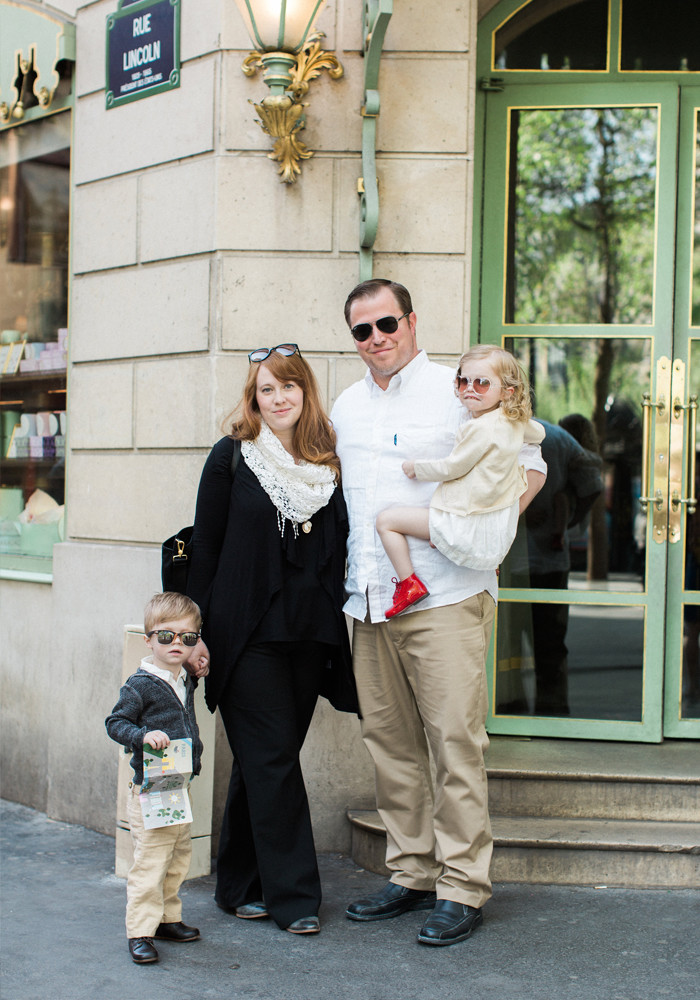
[494,0,609,72]
[683,113,700,721]
[502,336,649,593]
[480,84,680,340]
[693,110,700,327]
[664,92,700,736]
[620,0,700,72]
[495,601,645,720]
[505,106,658,325]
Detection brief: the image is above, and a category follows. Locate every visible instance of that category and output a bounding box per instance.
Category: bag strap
[230,438,241,479]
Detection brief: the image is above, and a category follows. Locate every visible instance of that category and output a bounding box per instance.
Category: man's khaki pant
[125,785,192,938]
[353,593,495,909]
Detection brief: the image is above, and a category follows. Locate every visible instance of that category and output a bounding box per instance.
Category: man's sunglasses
[248,343,300,363]
[147,629,200,646]
[455,375,493,395]
[350,312,410,342]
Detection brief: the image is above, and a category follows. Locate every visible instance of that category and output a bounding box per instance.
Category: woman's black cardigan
[186,436,358,715]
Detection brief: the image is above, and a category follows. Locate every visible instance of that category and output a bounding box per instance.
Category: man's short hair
[344,279,413,326]
[143,592,202,633]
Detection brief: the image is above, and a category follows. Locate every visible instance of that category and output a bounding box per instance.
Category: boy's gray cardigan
[105,666,203,785]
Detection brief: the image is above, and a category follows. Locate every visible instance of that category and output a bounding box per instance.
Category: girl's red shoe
[385,574,429,618]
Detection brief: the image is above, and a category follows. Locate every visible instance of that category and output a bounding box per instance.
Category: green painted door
[476,77,700,740]
[663,90,700,737]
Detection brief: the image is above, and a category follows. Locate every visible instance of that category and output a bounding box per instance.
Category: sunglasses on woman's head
[350,312,411,342]
[248,343,300,363]
[147,629,200,646]
[455,375,493,395]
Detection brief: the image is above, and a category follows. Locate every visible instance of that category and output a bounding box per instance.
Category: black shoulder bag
[161,440,241,594]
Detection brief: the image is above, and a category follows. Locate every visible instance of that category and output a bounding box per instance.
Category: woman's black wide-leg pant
[214,640,328,929]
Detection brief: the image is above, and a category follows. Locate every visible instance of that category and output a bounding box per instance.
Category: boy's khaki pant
[125,785,192,938]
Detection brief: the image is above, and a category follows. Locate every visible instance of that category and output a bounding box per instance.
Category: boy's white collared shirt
[140,655,187,705]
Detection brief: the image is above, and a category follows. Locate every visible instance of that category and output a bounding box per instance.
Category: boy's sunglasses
[455,375,493,395]
[147,629,200,647]
[248,343,300,363]
[350,312,410,342]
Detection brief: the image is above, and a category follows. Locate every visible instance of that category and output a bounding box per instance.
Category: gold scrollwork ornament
[287,35,343,101]
[253,94,313,184]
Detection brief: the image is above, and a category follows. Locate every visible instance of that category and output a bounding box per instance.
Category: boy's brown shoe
[128,937,158,963]
[155,921,200,942]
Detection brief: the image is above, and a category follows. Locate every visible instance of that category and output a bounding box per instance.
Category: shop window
[0,112,70,578]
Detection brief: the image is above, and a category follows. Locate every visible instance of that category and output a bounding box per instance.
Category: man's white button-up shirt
[331,351,547,624]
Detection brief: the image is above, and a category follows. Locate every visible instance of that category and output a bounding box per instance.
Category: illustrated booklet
[140,737,193,828]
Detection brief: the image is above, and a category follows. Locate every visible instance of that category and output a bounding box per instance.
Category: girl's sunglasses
[455,375,492,395]
[147,629,200,646]
[350,312,410,342]
[248,343,300,363]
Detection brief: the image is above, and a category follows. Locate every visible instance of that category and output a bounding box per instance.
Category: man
[331,279,546,947]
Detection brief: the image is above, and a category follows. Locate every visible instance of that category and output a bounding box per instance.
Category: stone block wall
[1,0,478,853]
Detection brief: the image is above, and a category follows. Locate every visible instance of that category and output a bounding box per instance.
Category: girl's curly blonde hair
[456,344,533,423]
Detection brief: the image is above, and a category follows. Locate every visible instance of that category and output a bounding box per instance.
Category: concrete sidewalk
[1,799,698,1000]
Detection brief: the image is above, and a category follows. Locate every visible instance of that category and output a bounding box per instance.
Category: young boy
[106,592,205,964]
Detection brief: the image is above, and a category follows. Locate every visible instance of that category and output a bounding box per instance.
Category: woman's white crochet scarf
[241,421,336,537]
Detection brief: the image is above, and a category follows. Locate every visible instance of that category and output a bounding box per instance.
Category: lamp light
[233,0,343,183]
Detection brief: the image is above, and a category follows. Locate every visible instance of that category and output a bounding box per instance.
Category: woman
[187,344,357,935]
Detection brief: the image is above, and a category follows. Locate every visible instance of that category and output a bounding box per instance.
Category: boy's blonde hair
[456,344,533,423]
[143,592,202,633]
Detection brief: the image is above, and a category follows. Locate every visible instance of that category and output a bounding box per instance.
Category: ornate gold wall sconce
[233,0,343,183]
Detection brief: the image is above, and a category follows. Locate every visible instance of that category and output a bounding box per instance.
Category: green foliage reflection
[507,107,657,326]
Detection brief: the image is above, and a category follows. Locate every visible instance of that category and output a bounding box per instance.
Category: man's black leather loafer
[346,881,437,922]
[417,899,483,946]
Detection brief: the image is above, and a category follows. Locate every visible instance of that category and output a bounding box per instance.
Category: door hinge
[479,76,505,92]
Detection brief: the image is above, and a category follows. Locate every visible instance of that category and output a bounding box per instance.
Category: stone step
[485,738,700,822]
[347,809,700,889]
[487,774,698,822]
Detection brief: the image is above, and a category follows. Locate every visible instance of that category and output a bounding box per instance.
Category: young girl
[376,345,545,618]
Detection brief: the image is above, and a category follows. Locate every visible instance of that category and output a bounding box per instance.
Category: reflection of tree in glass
[507,107,657,326]
[508,337,650,581]
[509,338,649,427]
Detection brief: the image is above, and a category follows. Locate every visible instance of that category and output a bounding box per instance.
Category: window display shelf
[2,458,61,471]
[0,371,67,387]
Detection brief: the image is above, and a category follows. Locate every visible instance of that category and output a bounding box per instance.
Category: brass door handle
[672,394,698,516]
[640,358,672,543]
[639,391,666,512]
